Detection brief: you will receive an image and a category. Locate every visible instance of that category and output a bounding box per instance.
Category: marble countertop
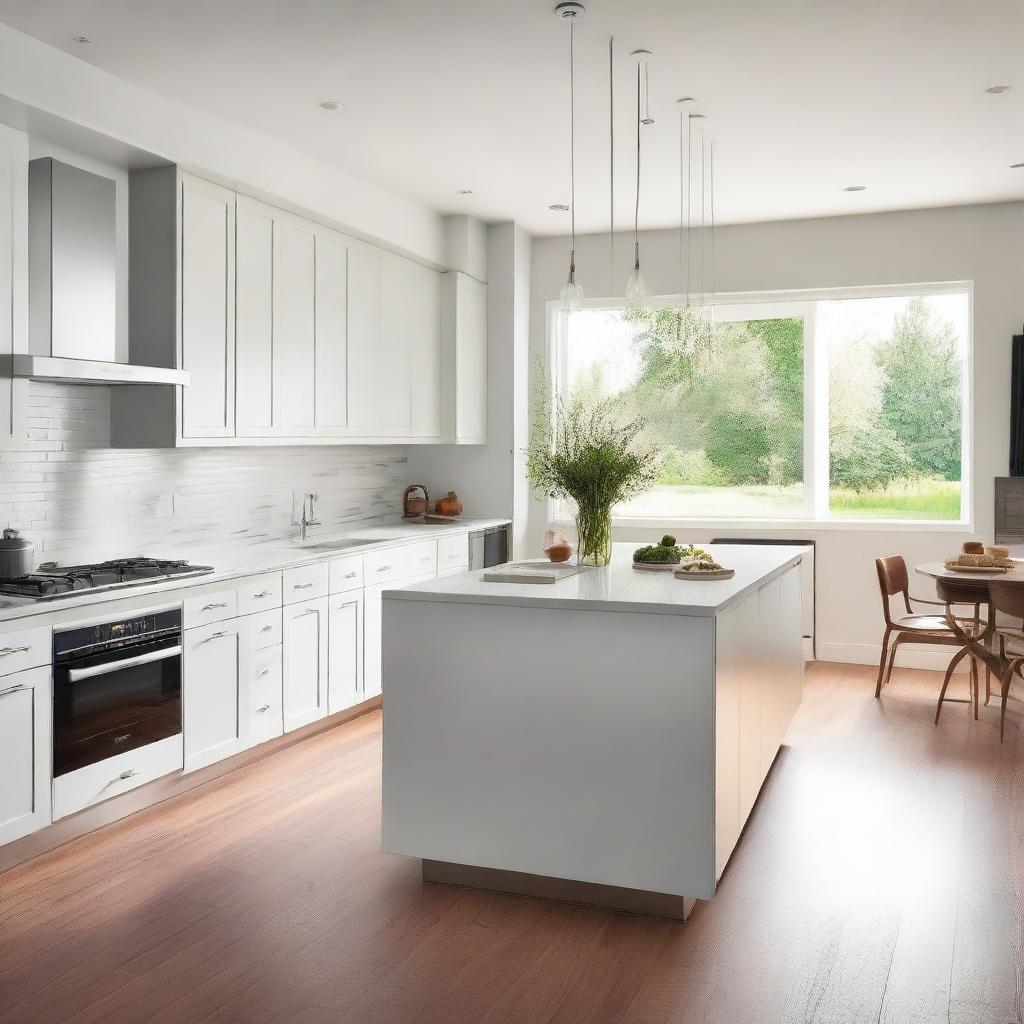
[385,542,808,618]
[0,516,511,626]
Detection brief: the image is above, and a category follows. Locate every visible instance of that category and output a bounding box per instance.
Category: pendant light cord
[569,15,576,273]
[633,59,641,270]
[609,36,614,294]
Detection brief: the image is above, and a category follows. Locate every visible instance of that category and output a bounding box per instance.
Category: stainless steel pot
[0,528,35,579]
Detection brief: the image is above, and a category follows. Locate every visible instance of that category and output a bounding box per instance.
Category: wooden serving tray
[673,567,735,581]
[943,563,1009,574]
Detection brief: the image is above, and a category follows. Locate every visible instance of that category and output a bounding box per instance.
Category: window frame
[545,280,974,532]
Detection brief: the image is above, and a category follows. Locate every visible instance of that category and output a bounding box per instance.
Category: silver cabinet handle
[69,645,183,681]
[260,624,274,633]
[0,645,30,657]
[202,602,228,611]
[293,582,314,590]
[254,590,274,598]
[118,768,139,781]
[343,572,359,579]
[257,704,271,713]
[0,683,26,698]
[259,668,271,677]
[198,631,229,645]
[376,564,393,572]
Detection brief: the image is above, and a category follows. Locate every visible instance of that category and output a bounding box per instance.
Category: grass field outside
[610,477,962,522]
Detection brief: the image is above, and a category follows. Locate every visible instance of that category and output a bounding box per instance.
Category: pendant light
[625,50,652,310]
[556,2,585,313]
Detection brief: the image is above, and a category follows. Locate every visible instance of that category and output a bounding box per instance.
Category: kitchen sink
[290,538,381,554]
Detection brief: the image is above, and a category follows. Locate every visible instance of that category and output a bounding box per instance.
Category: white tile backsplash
[0,382,408,564]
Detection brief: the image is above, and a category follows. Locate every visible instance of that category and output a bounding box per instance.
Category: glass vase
[575,504,613,566]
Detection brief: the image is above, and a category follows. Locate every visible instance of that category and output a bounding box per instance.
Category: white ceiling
[2,0,1023,236]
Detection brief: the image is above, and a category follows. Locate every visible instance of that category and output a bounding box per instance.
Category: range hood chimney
[16,158,189,387]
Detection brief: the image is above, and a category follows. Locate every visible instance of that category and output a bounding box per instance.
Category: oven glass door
[53,636,182,777]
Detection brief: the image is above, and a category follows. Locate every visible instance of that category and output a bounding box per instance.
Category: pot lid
[0,528,33,551]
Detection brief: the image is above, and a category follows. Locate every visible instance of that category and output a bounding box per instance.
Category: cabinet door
[364,572,434,700]
[455,273,487,442]
[273,215,317,433]
[377,255,414,431]
[328,592,363,713]
[0,124,28,450]
[183,620,246,772]
[0,666,51,845]
[235,197,275,435]
[410,267,442,437]
[346,245,382,430]
[314,228,348,430]
[282,598,329,731]
[179,174,235,439]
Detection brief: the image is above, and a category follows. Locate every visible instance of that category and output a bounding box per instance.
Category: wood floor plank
[0,663,1021,1023]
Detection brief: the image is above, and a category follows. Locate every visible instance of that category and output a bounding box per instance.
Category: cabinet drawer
[52,734,183,821]
[236,572,283,615]
[283,562,329,604]
[247,645,283,700]
[329,555,364,595]
[405,540,438,577]
[250,695,283,745]
[0,625,50,677]
[437,533,469,571]
[183,588,238,629]
[245,609,282,651]
[364,547,407,585]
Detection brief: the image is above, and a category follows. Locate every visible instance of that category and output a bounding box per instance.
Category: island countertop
[385,542,807,617]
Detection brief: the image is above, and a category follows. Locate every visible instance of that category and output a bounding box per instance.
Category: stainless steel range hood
[18,158,189,387]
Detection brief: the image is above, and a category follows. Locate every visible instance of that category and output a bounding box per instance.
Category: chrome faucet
[298,492,321,542]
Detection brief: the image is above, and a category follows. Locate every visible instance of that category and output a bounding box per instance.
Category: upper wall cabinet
[111,168,456,447]
[441,272,487,445]
[0,124,28,450]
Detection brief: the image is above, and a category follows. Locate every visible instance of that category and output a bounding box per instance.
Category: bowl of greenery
[632,535,685,571]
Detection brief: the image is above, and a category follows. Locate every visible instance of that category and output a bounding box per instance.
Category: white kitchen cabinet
[235,196,275,435]
[348,247,442,437]
[441,272,487,444]
[363,572,434,699]
[183,618,246,772]
[282,598,329,731]
[0,124,28,450]
[0,666,51,845]
[314,227,349,430]
[180,174,236,439]
[328,592,363,713]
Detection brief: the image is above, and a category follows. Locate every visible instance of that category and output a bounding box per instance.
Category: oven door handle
[67,645,183,682]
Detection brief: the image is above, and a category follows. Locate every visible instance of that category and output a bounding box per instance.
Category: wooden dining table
[915,559,1024,713]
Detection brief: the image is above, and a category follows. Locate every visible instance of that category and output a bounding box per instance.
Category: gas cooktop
[0,557,215,601]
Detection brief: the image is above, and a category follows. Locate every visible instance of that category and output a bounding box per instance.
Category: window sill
[553,515,973,534]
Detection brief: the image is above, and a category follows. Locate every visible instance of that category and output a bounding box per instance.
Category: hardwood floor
[1,662,1021,1024]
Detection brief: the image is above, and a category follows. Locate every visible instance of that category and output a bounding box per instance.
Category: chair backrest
[876,556,911,624]
[984,580,1024,621]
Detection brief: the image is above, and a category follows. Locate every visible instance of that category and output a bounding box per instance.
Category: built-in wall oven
[53,609,183,779]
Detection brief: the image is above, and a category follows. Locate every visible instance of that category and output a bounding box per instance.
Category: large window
[553,285,970,524]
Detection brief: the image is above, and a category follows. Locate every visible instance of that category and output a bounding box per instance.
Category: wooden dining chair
[978,580,1024,740]
[875,555,983,699]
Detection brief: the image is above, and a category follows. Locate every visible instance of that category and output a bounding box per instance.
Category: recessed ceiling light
[843,185,867,192]
[318,100,345,111]
[986,85,1011,94]
[548,203,569,211]
[72,35,90,44]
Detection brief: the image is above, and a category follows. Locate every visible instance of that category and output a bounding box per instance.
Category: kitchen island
[381,542,806,919]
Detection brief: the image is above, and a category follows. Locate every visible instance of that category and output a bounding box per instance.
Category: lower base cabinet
[283,598,329,732]
[363,573,434,700]
[328,593,363,713]
[184,618,247,772]
[0,667,52,845]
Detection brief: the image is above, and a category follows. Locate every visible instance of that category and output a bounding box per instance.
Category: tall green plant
[527,366,662,565]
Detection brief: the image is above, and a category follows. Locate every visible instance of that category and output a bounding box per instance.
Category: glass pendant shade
[560,273,584,313]
[625,263,647,310]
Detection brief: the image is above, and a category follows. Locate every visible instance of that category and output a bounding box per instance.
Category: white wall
[0,23,445,265]
[529,202,1024,670]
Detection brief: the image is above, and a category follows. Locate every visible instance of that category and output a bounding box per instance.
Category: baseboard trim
[423,858,696,921]
[0,696,382,874]
[816,641,969,673]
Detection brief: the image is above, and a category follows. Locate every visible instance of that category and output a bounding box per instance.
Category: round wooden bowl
[673,567,736,581]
